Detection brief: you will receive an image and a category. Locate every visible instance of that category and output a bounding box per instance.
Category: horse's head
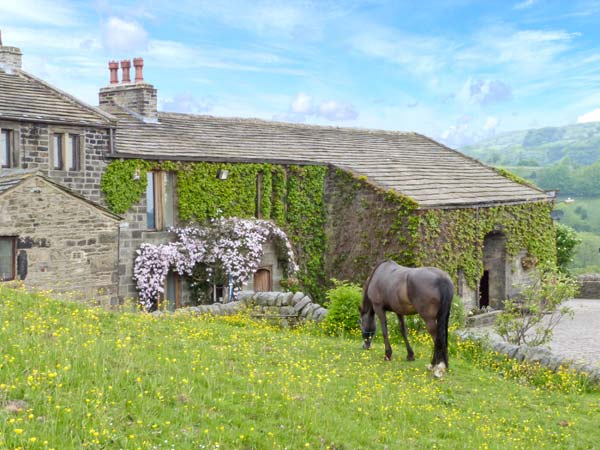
[358,305,376,349]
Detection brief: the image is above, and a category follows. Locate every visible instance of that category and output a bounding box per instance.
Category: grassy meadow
[0,284,599,450]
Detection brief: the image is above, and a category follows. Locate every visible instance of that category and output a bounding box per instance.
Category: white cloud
[459,78,512,106]
[281,92,358,122]
[319,100,358,121]
[577,108,600,123]
[291,92,315,114]
[514,0,536,10]
[160,92,213,114]
[102,17,149,53]
[0,0,78,26]
[483,116,500,131]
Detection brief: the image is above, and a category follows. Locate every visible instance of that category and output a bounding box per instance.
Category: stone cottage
[0,171,120,303]
[0,37,557,310]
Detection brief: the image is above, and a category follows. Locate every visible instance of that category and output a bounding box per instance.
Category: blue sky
[2,0,600,147]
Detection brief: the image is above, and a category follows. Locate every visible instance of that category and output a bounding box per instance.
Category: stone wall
[577,274,600,299]
[7,119,111,204]
[0,176,120,304]
[458,330,600,383]
[171,291,328,324]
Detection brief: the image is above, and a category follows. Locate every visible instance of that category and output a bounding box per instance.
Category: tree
[555,223,581,273]
[494,271,578,346]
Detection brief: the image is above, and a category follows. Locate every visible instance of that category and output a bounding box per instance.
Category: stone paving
[466,299,600,372]
[544,299,600,367]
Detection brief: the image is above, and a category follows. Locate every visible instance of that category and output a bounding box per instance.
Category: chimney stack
[108,61,119,84]
[120,59,131,83]
[0,30,23,69]
[99,57,157,120]
[133,57,144,83]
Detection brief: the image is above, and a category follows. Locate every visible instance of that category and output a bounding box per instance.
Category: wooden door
[254,268,271,292]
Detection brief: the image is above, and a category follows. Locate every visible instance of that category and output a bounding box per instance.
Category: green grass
[0,285,598,449]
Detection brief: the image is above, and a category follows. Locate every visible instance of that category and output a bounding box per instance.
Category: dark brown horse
[359,260,453,377]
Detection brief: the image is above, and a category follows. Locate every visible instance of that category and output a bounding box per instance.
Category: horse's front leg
[396,313,415,361]
[376,310,393,361]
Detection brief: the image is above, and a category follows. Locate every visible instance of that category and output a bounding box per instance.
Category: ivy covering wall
[416,202,557,288]
[101,159,556,302]
[324,169,556,289]
[101,160,327,301]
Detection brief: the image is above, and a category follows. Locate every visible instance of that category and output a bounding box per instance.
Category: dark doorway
[481,231,507,308]
[479,270,490,307]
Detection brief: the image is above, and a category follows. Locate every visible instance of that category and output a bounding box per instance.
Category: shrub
[494,271,579,346]
[322,280,363,335]
[555,223,582,273]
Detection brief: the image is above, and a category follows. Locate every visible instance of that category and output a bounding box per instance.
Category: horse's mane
[361,260,388,311]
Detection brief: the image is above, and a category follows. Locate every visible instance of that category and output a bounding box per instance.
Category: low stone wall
[457,330,600,383]
[577,274,600,299]
[170,291,328,323]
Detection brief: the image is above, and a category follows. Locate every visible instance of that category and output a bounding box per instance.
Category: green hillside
[461,122,600,167]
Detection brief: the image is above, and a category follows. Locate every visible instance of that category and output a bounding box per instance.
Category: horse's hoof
[432,362,447,378]
[407,355,415,362]
[384,355,392,361]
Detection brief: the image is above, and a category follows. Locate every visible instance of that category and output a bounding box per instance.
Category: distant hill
[461,122,600,167]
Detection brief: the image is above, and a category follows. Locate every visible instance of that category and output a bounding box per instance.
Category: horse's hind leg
[375,309,393,361]
[396,313,415,361]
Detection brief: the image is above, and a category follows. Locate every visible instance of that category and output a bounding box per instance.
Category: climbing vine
[417,202,556,288]
[101,160,328,302]
[102,159,557,303]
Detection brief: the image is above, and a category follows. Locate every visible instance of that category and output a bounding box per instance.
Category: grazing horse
[359,260,453,378]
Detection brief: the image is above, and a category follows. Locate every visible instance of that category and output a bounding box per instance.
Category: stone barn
[0,171,120,303]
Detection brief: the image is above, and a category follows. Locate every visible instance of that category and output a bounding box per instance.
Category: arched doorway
[254,267,272,292]
[480,231,507,309]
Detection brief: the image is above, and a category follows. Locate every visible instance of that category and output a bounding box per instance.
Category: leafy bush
[555,223,582,273]
[494,271,579,346]
[322,280,362,335]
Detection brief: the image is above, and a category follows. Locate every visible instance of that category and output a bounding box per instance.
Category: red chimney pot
[108,60,119,84]
[133,57,144,83]
[120,59,131,83]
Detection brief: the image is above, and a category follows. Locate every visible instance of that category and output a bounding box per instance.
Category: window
[53,133,63,169]
[67,134,80,171]
[1,129,12,168]
[0,237,16,282]
[146,171,175,230]
[52,131,82,171]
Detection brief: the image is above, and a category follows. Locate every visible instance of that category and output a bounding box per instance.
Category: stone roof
[0,67,114,126]
[105,106,551,209]
[0,170,121,219]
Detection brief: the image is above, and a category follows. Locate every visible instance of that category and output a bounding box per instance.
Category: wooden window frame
[146,171,176,231]
[0,236,17,282]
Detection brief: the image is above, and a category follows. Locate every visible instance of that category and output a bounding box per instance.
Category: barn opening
[480,231,507,309]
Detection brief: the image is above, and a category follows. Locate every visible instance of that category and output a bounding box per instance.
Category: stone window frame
[0,236,17,282]
[50,127,84,172]
[0,121,20,168]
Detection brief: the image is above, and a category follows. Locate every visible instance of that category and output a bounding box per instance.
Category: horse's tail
[434,276,453,367]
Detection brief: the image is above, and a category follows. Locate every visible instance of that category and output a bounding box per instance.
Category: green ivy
[100,159,151,214]
[101,159,556,302]
[417,202,557,288]
[285,165,327,301]
[101,160,328,301]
